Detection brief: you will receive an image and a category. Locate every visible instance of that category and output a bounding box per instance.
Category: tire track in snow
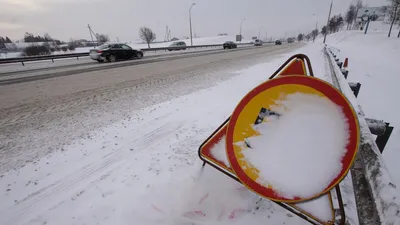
[1,120,185,225]
[0,44,295,127]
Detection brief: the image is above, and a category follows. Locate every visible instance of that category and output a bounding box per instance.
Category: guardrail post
[365,118,387,136]
[376,123,394,153]
[21,61,24,66]
[343,70,349,79]
[52,58,54,63]
[348,82,361,97]
[326,46,400,225]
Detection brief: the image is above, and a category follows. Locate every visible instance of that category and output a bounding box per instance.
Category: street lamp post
[189,3,196,46]
[323,0,333,44]
[258,26,264,40]
[239,19,245,43]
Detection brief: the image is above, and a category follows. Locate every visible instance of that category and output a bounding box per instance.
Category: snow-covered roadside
[0,44,330,225]
[325,30,400,188]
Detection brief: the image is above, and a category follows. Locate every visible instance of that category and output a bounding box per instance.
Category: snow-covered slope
[322,25,400,188]
[128,35,252,49]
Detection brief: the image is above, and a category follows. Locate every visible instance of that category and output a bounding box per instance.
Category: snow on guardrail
[325,45,400,225]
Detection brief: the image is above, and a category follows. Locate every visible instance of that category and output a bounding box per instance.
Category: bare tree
[305,34,311,42]
[388,0,400,37]
[297,33,304,42]
[328,14,345,33]
[321,26,328,36]
[96,33,110,44]
[353,0,365,29]
[345,4,358,29]
[311,29,319,42]
[139,27,156,48]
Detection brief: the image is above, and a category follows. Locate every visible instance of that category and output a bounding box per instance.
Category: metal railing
[325,46,400,225]
[0,43,254,65]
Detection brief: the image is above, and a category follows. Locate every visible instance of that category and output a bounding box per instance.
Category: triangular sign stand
[198,54,346,225]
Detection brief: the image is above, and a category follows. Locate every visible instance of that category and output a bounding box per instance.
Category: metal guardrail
[0,43,254,65]
[325,46,400,225]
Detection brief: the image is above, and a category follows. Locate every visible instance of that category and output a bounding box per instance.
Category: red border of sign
[226,75,359,203]
[201,125,230,170]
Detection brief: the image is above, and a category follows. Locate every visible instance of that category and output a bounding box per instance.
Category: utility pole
[88,24,95,48]
[313,14,318,43]
[398,26,400,38]
[189,3,196,46]
[239,19,245,43]
[323,0,333,44]
[388,1,399,37]
[258,26,264,39]
[364,16,371,34]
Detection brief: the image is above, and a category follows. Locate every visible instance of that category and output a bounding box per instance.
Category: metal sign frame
[197,54,347,225]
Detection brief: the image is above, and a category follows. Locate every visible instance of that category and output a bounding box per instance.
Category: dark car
[168,41,187,51]
[275,40,282,45]
[89,43,143,63]
[223,41,237,49]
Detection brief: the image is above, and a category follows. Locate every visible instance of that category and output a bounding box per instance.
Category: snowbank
[323,26,400,190]
[325,44,400,225]
[127,36,252,49]
[0,44,328,225]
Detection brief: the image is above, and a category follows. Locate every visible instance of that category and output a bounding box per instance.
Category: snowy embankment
[0,44,330,225]
[321,23,400,188]
[128,35,252,49]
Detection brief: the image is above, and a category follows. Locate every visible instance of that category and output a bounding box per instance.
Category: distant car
[89,43,143,63]
[169,41,187,51]
[287,38,295,43]
[254,39,263,46]
[223,41,237,49]
[275,40,282,45]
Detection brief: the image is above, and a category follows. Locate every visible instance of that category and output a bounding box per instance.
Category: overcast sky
[0,0,387,42]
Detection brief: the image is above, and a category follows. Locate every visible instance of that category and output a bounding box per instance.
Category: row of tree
[0,36,12,49]
[388,0,400,37]
[23,32,64,44]
[295,0,400,42]
[0,36,12,44]
[3,27,160,50]
[296,28,319,43]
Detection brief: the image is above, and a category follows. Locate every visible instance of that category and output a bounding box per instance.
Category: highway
[0,44,264,85]
[0,44,254,75]
[0,43,302,173]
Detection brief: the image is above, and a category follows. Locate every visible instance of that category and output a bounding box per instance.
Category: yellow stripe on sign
[232,84,326,183]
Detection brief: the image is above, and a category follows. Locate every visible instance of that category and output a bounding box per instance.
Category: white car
[254,39,263,46]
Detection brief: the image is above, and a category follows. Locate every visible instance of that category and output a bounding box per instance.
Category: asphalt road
[0,44,263,85]
[0,44,253,76]
[0,43,302,173]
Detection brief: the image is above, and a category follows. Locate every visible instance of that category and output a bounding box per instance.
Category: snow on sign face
[225,75,360,203]
[240,93,350,199]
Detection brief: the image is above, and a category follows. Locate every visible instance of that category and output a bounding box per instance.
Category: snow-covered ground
[1,25,399,224]
[0,36,252,59]
[320,22,400,188]
[130,36,253,49]
[0,44,333,225]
